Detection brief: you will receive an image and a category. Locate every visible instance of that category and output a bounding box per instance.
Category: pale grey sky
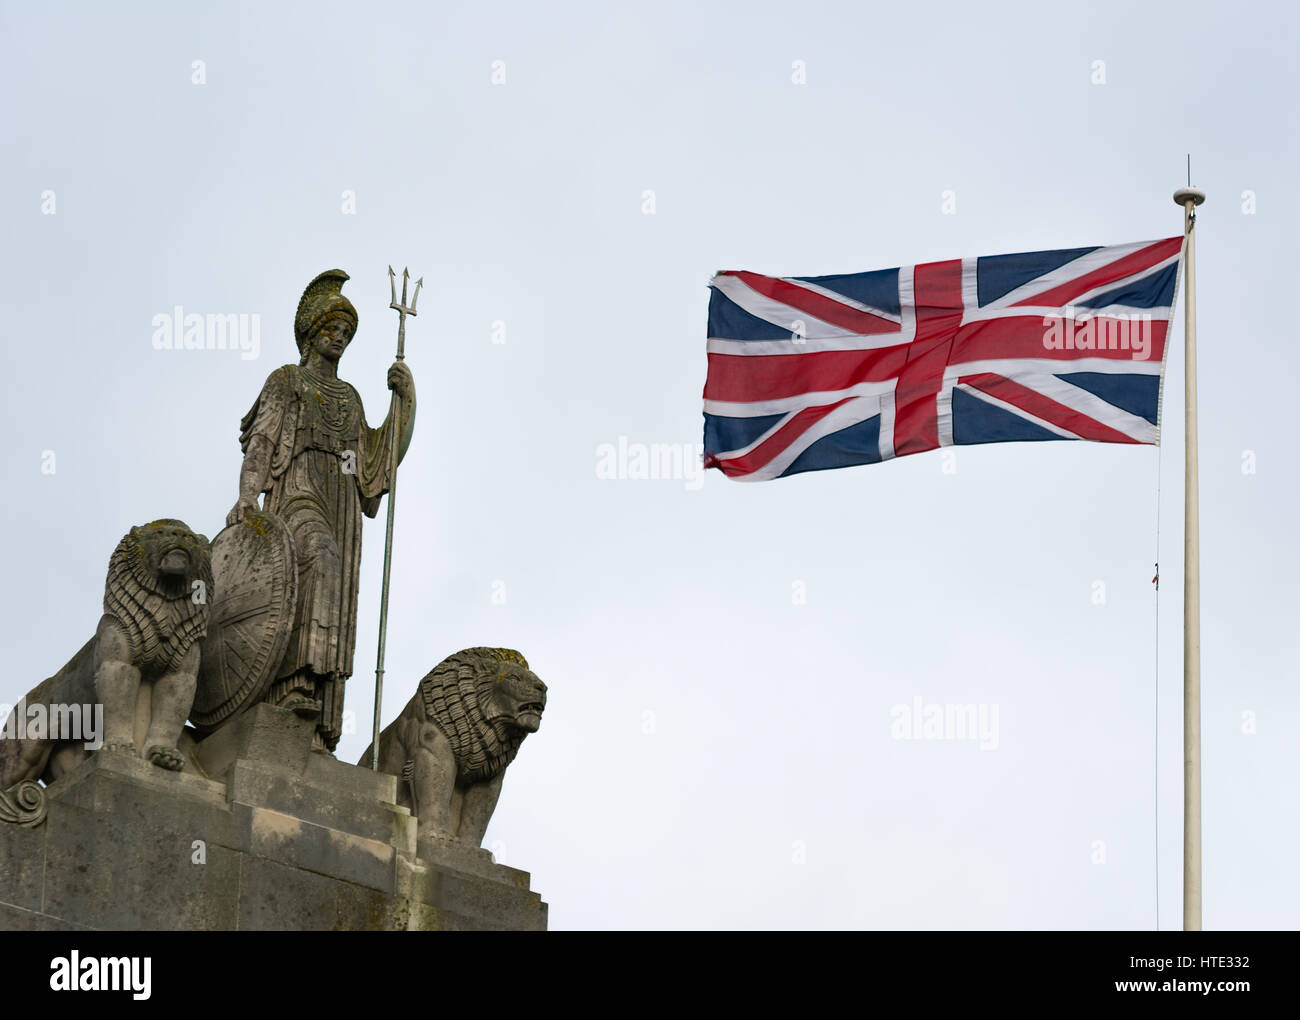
[1,0,1296,929]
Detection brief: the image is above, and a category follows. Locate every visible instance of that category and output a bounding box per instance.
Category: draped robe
[239,363,405,748]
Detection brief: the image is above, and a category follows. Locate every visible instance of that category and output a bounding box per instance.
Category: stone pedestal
[0,705,546,931]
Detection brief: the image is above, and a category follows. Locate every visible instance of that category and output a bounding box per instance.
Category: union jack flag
[702,237,1184,481]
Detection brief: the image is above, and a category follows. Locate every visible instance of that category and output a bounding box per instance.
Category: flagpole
[1173,183,1205,931]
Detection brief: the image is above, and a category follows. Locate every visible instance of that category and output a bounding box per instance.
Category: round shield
[192,510,297,735]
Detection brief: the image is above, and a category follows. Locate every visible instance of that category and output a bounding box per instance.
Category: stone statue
[226,270,415,753]
[360,648,546,849]
[0,264,553,929]
[0,520,212,790]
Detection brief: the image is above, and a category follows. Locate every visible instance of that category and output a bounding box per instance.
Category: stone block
[226,759,408,848]
[396,853,546,932]
[333,877,412,930]
[415,836,534,887]
[193,703,316,780]
[236,855,344,931]
[41,796,241,930]
[236,804,395,892]
[431,869,547,931]
[0,902,88,931]
[0,719,547,930]
[303,752,397,803]
[0,814,46,913]
[55,750,238,849]
[236,856,436,931]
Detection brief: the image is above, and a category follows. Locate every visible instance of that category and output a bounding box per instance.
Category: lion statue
[0,520,213,791]
[360,647,547,849]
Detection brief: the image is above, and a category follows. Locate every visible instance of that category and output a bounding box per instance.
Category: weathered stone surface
[35,752,239,931]
[52,748,238,851]
[236,803,395,891]
[0,723,546,930]
[41,791,242,930]
[227,268,416,753]
[226,761,412,849]
[362,647,546,850]
[414,834,535,886]
[61,745,231,808]
[203,704,412,849]
[397,853,547,931]
[193,702,316,780]
[0,520,213,790]
[193,512,297,735]
[0,902,89,931]
[0,815,44,913]
[303,750,397,803]
[0,271,547,932]
[236,856,346,931]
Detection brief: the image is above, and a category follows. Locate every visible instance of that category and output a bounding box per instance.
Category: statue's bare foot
[146,745,185,771]
[104,740,137,755]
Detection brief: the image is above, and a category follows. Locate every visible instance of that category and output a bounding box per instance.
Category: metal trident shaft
[371,266,422,771]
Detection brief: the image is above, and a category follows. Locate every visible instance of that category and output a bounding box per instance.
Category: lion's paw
[146,745,185,772]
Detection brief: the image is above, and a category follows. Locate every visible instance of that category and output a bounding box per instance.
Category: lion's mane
[102,519,213,674]
[417,647,541,785]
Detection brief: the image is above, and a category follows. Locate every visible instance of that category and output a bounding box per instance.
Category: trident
[371,266,422,770]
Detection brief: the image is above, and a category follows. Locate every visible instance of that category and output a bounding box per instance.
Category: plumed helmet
[294,269,357,354]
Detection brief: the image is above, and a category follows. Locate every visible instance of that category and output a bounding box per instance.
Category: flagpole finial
[1173,187,1206,207]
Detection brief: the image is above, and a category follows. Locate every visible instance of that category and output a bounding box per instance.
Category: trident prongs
[389,266,421,317]
[386,265,422,361]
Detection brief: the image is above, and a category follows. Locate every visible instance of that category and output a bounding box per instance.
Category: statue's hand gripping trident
[371,266,422,769]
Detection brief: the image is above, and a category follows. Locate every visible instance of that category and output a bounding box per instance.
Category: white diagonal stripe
[722,395,886,482]
[948,357,1163,377]
[962,304,1173,324]
[707,334,911,355]
[775,276,902,323]
[704,379,900,418]
[1044,253,1182,312]
[950,383,1080,440]
[710,273,861,339]
[1011,371,1158,442]
[708,410,796,460]
[978,239,1170,310]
